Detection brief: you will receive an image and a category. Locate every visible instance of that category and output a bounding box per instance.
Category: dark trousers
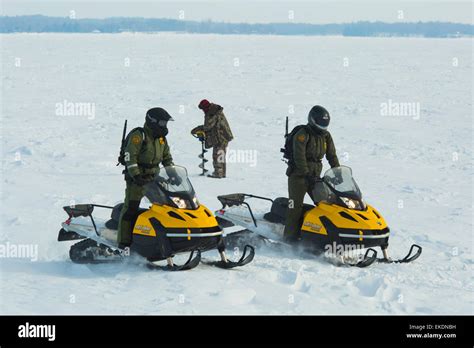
[117,181,145,245]
[283,175,310,239]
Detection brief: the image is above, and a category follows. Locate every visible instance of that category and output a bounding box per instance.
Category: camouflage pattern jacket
[194,104,234,149]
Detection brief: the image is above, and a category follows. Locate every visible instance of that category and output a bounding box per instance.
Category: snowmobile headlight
[192,197,199,207]
[171,197,187,209]
[340,197,364,210]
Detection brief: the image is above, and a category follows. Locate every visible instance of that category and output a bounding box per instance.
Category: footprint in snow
[216,288,256,305]
[354,277,385,297]
[292,273,311,293]
[10,146,33,156]
[380,284,402,302]
[278,270,311,293]
[277,270,298,284]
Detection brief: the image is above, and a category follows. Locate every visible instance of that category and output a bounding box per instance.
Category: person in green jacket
[117,107,174,248]
[283,105,340,243]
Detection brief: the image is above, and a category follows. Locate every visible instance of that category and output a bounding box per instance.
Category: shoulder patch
[159,137,165,145]
[131,134,142,145]
[297,134,306,142]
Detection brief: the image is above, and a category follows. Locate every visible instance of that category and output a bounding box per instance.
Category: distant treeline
[0,15,472,37]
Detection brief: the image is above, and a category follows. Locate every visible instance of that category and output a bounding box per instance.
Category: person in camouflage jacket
[191,99,234,178]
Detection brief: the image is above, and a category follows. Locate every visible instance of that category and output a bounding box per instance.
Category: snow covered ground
[0,33,472,314]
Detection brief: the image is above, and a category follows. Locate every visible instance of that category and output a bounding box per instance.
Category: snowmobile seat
[110,203,147,222]
[263,197,313,225]
[104,219,119,230]
[104,203,148,230]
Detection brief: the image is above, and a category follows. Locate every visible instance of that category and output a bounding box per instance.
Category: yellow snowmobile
[215,166,421,267]
[57,165,254,271]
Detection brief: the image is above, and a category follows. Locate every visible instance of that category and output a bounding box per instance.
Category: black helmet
[145,107,174,137]
[308,105,330,131]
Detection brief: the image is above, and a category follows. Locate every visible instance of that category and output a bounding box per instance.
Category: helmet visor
[309,118,329,130]
[146,114,174,126]
[313,122,328,130]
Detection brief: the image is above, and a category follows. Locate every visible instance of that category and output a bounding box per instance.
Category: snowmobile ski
[351,248,378,268]
[146,250,201,271]
[377,244,422,264]
[203,245,255,269]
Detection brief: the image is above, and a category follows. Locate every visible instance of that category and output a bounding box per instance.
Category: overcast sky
[1,0,472,24]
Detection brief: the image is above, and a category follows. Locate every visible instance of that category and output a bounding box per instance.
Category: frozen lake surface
[0,33,472,314]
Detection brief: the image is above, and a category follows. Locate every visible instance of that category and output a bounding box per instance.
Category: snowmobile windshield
[322,166,365,210]
[145,166,199,209]
[323,166,362,199]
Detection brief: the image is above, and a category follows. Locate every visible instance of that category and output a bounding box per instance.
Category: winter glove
[168,175,182,186]
[332,172,344,185]
[165,167,183,186]
[132,174,153,186]
[155,175,168,184]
